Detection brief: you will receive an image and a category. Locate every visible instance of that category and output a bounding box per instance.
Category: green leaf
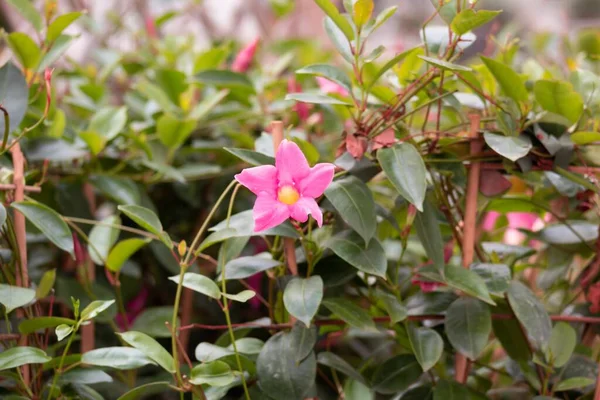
[483,132,532,162]
[419,55,472,72]
[344,379,374,400]
[117,382,171,400]
[325,176,377,244]
[554,377,595,392]
[407,324,443,372]
[0,62,28,137]
[80,299,115,321]
[5,0,43,31]
[317,352,366,384]
[59,368,113,384]
[325,231,386,277]
[47,12,83,42]
[7,32,41,69]
[36,268,56,298]
[188,89,229,120]
[118,205,167,242]
[88,106,127,141]
[222,290,256,303]
[570,131,600,145]
[290,322,317,363]
[534,80,584,123]
[136,80,178,113]
[322,298,375,330]
[481,56,528,104]
[292,137,320,165]
[539,221,597,247]
[372,354,423,394]
[451,9,502,35]
[106,238,150,272]
[157,113,196,149]
[366,47,418,89]
[507,281,552,351]
[79,131,106,155]
[12,201,74,256]
[433,380,472,400]
[224,148,274,166]
[190,361,234,386]
[430,0,457,24]
[82,347,157,370]
[37,34,76,71]
[118,331,176,373]
[18,317,75,334]
[256,332,316,400]
[55,324,73,341]
[155,68,187,105]
[445,297,491,360]
[0,347,50,371]
[470,263,511,296]
[324,17,353,63]
[296,64,352,92]
[210,210,299,239]
[313,0,354,39]
[377,142,427,211]
[444,265,496,305]
[285,92,352,105]
[547,322,576,368]
[168,272,220,300]
[491,303,532,362]
[414,200,445,273]
[368,6,397,33]
[195,69,255,91]
[0,284,36,313]
[88,215,121,265]
[353,0,373,27]
[376,291,407,323]
[222,256,281,280]
[283,276,323,327]
[131,306,178,338]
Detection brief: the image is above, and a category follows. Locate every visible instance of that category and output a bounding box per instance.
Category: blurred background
[2,0,600,67]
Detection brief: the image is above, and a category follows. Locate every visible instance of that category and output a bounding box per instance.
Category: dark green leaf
[444,265,496,305]
[195,70,255,91]
[117,382,171,400]
[82,347,157,370]
[190,361,235,387]
[290,322,317,363]
[507,281,552,351]
[118,331,176,373]
[318,352,366,384]
[118,205,167,245]
[554,377,595,392]
[414,200,445,273]
[91,176,141,205]
[0,284,36,313]
[376,291,407,323]
[0,347,50,371]
[0,62,27,137]
[483,132,532,162]
[372,354,423,394]
[470,263,511,296]
[322,298,375,330]
[18,317,75,334]
[168,272,221,300]
[131,306,178,338]
[326,231,386,277]
[407,324,443,372]
[433,380,471,400]
[283,276,323,327]
[445,297,491,360]
[224,148,275,166]
[60,369,113,384]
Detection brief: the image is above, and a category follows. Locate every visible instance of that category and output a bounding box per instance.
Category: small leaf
[283,276,323,327]
[12,201,74,256]
[18,317,75,334]
[433,380,471,400]
[118,331,176,373]
[372,354,423,394]
[507,281,552,351]
[59,368,113,385]
[0,284,36,313]
[296,64,352,92]
[368,5,397,33]
[366,47,419,89]
[157,113,196,149]
[419,55,472,72]
[444,265,496,305]
[481,56,528,104]
[325,176,377,244]
[195,69,254,91]
[36,269,56,298]
[190,361,234,386]
[88,215,121,265]
[290,322,317,363]
[168,272,221,300]
[0,347,50,371]
[376,291,407,324]
[547,322,576,368]
[5,0,43,31]
[377,142,427,211]
[188,89,229,120]
[285,92,352,105]
[322,298,375,330]
[106,238,150,272]
[80,299,115,321]
[118,205,166,241]
[451,9,502,35]
[534,80,584,123]
[554,377,595,392]
[88,107,127,141]
[47,12,83,42]
[445,297,491,360]
[82,347,157,370]
[484,132,532,162]
[55,324,73,341]
[414,200,445,273]
[222,256,281,280]
[222,290,256,303]
[325,231,387,277]
[353,0,374,27]
[407,324,443,372]
[7,32,41,69]
[313,0,354,39]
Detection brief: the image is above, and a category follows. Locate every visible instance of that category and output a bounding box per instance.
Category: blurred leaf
[189,361,234,387]
[534,80,584,123]
[372,354,423,394]
[38,34,76,71]
[118,205,170,248]
[283,276,323,327]
[89,106,127,140]
[290,322,317,363]
[322,298,375,330]
[430,0,457,24]
[18,316,75,334]
[81,299,115,321]
[546,322,576,368]
[131,306,177,338]
[325,176,377,244]
[324,17,353,63]
[292,137,320,165]
[79,131,106,155]
[481,56,528,104]
[157,113,196,149]
[12,201,74,256]
[407,324,443,372]
[0,347,50,371]
[88,215,121,265]
[118,331,175,373]
[155,69,187,105]
[367,47,418,89]
[345,379,374,400]
[106,238,150,272]
[188,89,229,120]
[91,176,141,205]
[168,272,221,300]
[451,9,501,35]
[377,142,427,211]
[223,256,281,280]
[47,12,83,42]
[224,148,274,166]
[55,324,73,341]
[195,70,254,91]
[570,131,600,145]
[554,377,595,392]
[7,32,41,69]
[445,297,491,360]
[136,80,178,113]
[117,382,171,400]
[314,0,354,40]
[285,92,352,105]
[484,132,532,162]
[415,200,445,273]
[507,281,552,351]
[444,265,495,305]
[59,368,113,384]
[317,352,366,384]
[36,268,56,298]
[297,64,351,92]
[433,380,472,400]
[419,55,472,72]
[325,231,387,277]
[376,291,407,323]
[82,347,157,370]
[353,0,373,27]
[0,284,35,314]
[470,263,511,296]
[210,211,299,238]
[5,0,43,31]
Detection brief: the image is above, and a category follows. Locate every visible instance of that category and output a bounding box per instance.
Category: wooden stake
[455,114,482,383]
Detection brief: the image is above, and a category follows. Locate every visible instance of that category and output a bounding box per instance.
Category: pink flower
[235,140,335,232]
[316,77,349,96]
[483,212,541,245]
[231,38,260,73]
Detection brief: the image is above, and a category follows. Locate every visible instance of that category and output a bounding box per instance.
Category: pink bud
[315,77,349,96]
[145,16,158,39]
[231,38,260,73]
[72,232,85,265]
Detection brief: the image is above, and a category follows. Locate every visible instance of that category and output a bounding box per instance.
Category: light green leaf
[0,284,36,313]
[189,361,234,387]
[118,205,168,246]
[82,347,157,370]
[314,0,354,39]
[484,132,532,162]
[157,113,196,149]
[222,256,281,280]
[451,9,502,35]
[118,331,176,373]
[106,238,150,272]
[37,34,76,71]
[55,324,73,341]
[88,215,121,265]
[445,297,491,360]
[222,290,256,303]
[224,148,274,166]
[283,276,323,327]
[36,268,56,298]
[324,17,353,63]
[570,131,600,145]
[18,316,75,334]
[12,201,74,256]
[554,377,595,392]
[188,89,229,120]
[80,299,115,321]
[7,32,41,69]
[0,62,28,137]
[325,231,387,277]
[168,272,221,300]
[353,0,373,27]
[534,80,584,123]
[407,324,443,372]
[546,322,576,368]
[195,69,255,91]
[116,382,171,400]
[322,298,375,330]
[296,64,352,92]
[59,368,113,384]
[5,0,43,31]
[419,55,472,72]
[317,352,366,384]
[47,12,83,42]
[481,56,528,104]
[131,306,178,338]
[88,106,127,140]
[0,347,50,371]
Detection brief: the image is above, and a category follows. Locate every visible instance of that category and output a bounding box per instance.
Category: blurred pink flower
[231,38,259,73]
[116,286,149,329]
[483,212,541,245]
[315,77,349,96]
[235,139,334,232]
[588,282,600,314]
[288,78,310,121]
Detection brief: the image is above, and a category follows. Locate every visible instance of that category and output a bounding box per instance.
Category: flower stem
[46,329,76,400]
[171,264,188,387]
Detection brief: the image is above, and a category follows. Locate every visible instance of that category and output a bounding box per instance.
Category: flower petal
[298,163,335,198]
[275,139,310,186]
[253,192,290,232]
[290,197,323,227]
[235,165,277,196]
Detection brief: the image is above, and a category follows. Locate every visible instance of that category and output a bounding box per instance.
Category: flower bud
[231,38,259,73]
[178,240,187,258]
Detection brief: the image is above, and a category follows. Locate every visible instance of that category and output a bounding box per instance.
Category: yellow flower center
[277,185,300,205]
